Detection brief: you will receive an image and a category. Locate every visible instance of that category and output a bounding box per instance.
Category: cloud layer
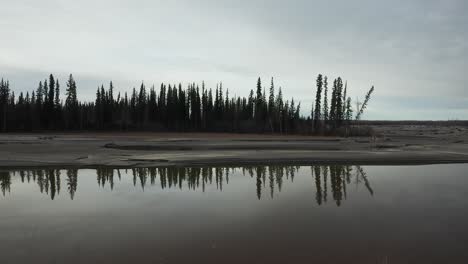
[1,0,467,119]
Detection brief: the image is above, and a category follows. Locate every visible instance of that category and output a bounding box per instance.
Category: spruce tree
[335,77,344,126]
[214,85,219,117]
[262,87,267,121]
[219,83,224,116]
[44,80,49,107]
[310,103,314,123]
[138,82,147,126]
[313,74,323,131]
[329,78,337,124]
[95,87,101,128]
[268,77,275,117]
[48,74,55,114]
[54,80,60,108]
[54,80,61,128]
[342,81,347,117]
[247,89,254,120]
[0,79,10,132]
[276,88,283,133]
[255,77,263,122]
[322,76,329,122]
[345,97,353,121]
[65,74,78,129]
[36,81,43,106]
[109,81,114,105]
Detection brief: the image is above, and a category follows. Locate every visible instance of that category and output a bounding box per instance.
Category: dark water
[1,164,468,264]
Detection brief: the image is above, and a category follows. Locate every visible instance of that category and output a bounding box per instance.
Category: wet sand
[0,124,467,168]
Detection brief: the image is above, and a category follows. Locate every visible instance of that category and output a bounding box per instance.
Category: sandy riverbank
[0,124,467,168]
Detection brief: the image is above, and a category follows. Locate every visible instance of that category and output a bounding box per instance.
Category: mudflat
[0,124,467,168]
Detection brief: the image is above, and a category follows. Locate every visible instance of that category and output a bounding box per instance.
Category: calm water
[1,164,468,264]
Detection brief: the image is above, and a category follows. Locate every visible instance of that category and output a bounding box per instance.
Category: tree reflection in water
[0,165,373,205]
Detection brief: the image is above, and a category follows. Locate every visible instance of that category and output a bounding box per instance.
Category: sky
[1,0,467,120]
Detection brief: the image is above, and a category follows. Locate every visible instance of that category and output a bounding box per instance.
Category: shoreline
[1,124,468,169]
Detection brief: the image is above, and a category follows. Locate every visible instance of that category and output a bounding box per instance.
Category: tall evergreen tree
[268,78,276,132]
[330,78,337,124]
[54,80,60,108]
[335,77,344,126]
[36,81,44,106]
[109,81,114,105]
[345,97,353,121]
[65,74,78,129]
[255,77,263,121]
[268,77,275,116]
[342,81,347,117]
[0,79,10,132]
[276,88,284,133]
[322,76,329,122]
[48,74,55,117]
[54,80,61,128]
[313,74,323,131]
[43,80,49,107]
[247,89,254,120]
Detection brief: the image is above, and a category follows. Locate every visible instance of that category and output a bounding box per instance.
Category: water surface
[1,164,468,263]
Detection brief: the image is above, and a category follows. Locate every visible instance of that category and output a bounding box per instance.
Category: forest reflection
[0,165,373,206]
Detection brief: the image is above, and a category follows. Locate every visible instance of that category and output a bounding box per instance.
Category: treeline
[0,74,374,134]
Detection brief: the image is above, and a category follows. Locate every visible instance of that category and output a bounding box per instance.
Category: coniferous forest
[0,74,374,134]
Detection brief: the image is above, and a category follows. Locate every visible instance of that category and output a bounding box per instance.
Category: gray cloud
[0,0,467,119]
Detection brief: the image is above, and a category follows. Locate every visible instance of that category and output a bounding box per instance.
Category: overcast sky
[1,0,467,120]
